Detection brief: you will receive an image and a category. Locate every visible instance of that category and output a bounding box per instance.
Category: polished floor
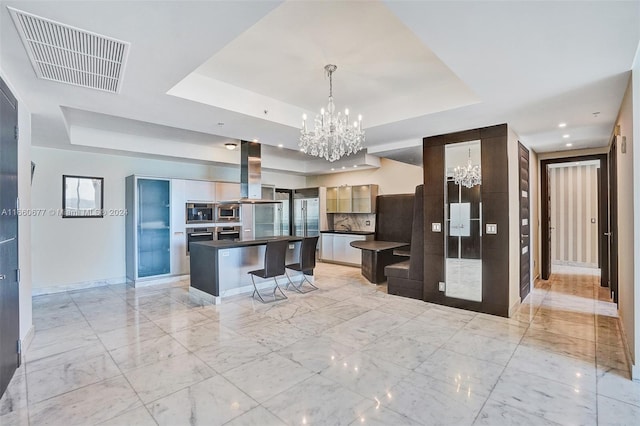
[1,263,639,425]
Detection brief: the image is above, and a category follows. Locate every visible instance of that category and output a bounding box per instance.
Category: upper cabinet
[325,184,378,214]
[215,182,241,201]
[184,180,216,202]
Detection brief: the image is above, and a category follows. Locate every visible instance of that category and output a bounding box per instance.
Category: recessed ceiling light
[353,165,358,168]
[224,142,237,150]
[331,168,335,171]
[562,134,570,139]
[558,122,567,128]
[341,166,346,170]
[277,144,283,148]
[566,143,573,147]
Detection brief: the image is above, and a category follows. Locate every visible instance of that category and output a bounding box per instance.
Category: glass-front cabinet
[337,186,352,213]
[126,176,171,284]
[326,187,338,213]
[325,184,378,214]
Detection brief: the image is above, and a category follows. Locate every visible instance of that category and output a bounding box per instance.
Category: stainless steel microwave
[216,204,240,222]
[186,203,214,224]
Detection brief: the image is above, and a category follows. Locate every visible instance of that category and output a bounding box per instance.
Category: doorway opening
[540,154,611,291]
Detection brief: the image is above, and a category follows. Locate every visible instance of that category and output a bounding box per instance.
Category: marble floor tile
[489,368,597,425]
[28,376,142,426]
[222,352,315,404]
[360,334,438,370]
[234,320,313,351]
[97,320,167,350]
[171,322,240,352]
[530,314,596,342]
[27,352,121,405]
[123,352,215,403]
[473,398,563,426]
[262,375,373,426]
[596,342,629,371]
[462,315,528,344]
[443,329,518,366]
[275,335,354,373]
[147,375,258,426]
[597,395,640,426]
[16,260,629,425]
[521,327,596,362]
[97,406,157,426]
[415,348,505,397]
[109,333,189,371]
[151,309,211,333]
[223,405,287,426]
[350,405,421,426]
[596,368,640,408]
[320,352,412,400]
[193,336,272,374]
[384,371,487,425]
[505,344,597,392]
[0,369,27,418]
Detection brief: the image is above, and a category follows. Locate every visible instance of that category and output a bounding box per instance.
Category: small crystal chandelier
[453,148,481,188]
[299,64,365,162]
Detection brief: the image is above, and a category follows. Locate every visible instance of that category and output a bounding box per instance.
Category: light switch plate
[289,244,295,249]
[431,223,442,232]
[486,224,498,234]
[438,281,446,291]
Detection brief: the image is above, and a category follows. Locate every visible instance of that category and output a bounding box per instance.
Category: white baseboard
[20,325,34,363]
[508,298,521,317]
[32,276,128,295]
[616,313,636,379]
[132,274,189,288]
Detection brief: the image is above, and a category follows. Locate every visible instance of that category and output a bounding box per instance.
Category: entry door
[609,140,619,303]
[0,78,20,396]
[518,143,531,300]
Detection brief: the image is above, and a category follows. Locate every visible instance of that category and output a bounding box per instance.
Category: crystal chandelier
[453,148,481,188]
[299,64,365,162]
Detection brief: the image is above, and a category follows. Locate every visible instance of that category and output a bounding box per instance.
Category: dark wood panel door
[0,78,20,397]
[518,143,531,300]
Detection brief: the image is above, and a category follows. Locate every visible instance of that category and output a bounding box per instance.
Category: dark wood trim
[539,154,608,282]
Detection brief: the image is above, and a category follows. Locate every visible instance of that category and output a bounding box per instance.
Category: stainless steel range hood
[233,140,280,204]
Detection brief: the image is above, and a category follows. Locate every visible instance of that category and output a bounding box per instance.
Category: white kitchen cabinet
[185,180,216,202]
[170,179,188,275]
[215,182,241,201]
[320,233,372,266]
[321,234,334,261]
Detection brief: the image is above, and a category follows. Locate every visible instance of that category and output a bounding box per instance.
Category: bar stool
[285,236,319,293]
[248,239,289,303]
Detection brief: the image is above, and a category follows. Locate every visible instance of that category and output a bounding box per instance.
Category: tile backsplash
[332,213,376,232]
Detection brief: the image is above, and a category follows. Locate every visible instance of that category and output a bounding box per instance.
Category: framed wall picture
[62,175,104,218]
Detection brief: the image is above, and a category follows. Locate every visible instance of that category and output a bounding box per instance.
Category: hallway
[0,264,639,425]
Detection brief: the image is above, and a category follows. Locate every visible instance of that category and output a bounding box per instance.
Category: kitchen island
[189,236,303,304]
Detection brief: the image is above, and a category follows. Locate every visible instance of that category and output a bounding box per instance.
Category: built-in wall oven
[216,204,241,222]
[217,226,241,241]
[186,203,214,224]
[186,227,215,255]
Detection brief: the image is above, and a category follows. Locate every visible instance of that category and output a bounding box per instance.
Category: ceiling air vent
[8,7,130,93]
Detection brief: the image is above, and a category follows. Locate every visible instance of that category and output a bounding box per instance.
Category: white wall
[614,58,639,378]
[306,158,423,194]
[30,147,305,293]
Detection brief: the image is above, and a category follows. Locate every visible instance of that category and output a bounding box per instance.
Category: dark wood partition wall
[423,124,511,317]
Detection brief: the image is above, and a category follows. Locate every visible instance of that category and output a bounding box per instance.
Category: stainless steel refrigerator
[293,188,321,237]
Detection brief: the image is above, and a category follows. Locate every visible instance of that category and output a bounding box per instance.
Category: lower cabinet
[320,233,372,266]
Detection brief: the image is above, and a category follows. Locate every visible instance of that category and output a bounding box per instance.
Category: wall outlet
[438,281,446,291]
[289,244,295,249]
[431,223,442,232]
[486,224,498,234]
[365,220,371,226]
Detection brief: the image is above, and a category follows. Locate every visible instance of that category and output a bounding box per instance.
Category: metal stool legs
[251,274,288,303]
[285,270,318,293]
